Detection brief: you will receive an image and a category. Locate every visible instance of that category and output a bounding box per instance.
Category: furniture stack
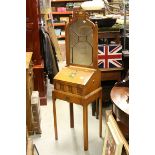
[31,91,42,134]
[26,0,47,105]
[26,52,34,134]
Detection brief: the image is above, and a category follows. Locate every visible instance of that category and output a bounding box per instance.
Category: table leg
[69,102,74,128]
[83,104,88,151]
[99,92,102,137]
[96,99,99,119]
[92,103,96,116]
[52,97,58,140]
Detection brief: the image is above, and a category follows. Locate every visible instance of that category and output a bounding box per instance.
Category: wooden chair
[52,10,103,151]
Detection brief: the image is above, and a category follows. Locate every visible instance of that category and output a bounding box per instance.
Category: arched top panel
[65,10,98,69]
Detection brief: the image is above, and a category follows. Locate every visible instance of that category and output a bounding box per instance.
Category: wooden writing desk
[52,11,103,151]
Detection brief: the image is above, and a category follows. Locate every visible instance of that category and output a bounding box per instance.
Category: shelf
[51,0,84,39]
[51,0,84,2]
[51,11,73,15]
[53,23,66,26]
[51,0,84,6]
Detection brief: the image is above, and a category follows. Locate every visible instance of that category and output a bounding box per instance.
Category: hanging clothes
[40,26,59,83]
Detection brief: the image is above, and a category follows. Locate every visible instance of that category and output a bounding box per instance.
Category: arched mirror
[65,11,98,69]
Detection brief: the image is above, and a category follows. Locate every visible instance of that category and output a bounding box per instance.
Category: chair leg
[69,102,74,128]
[83,104,88,151]
[52,97,58,140]
[99,93,102,138]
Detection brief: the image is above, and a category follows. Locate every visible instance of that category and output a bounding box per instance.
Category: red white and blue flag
[98,44,122,68]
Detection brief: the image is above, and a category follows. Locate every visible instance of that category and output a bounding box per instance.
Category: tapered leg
[83,104,88,151]
[69,102,74,128]
[99,92,102,137]
[92,103,96,116]
[52,97,58,140]
[96,99,99,119]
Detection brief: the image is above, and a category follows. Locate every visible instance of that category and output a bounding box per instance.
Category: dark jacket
[40,27,59,83]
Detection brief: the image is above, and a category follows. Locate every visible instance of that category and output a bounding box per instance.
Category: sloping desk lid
[54,66,95,85]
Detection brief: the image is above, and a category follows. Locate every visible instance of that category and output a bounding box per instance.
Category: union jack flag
[98,44,122,68]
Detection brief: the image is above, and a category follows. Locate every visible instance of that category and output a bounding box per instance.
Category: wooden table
[100,68,123,82]
[110,86,129,128]
[98,26,123,82]
[92,26,123,117]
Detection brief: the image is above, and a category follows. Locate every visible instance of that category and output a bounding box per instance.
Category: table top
[98,23,123,32]
[110,86,129,115]
[26,52,33,69]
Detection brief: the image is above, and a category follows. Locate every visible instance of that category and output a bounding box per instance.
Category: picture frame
[102,115,123,155]
[33,144,39,155]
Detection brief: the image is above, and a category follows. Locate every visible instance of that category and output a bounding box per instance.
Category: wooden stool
[52,87,102,150]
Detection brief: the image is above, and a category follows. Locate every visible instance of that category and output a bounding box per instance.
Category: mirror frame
[65,10,98,69]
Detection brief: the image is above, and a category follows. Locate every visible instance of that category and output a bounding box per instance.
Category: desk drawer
[54,82,83,95]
